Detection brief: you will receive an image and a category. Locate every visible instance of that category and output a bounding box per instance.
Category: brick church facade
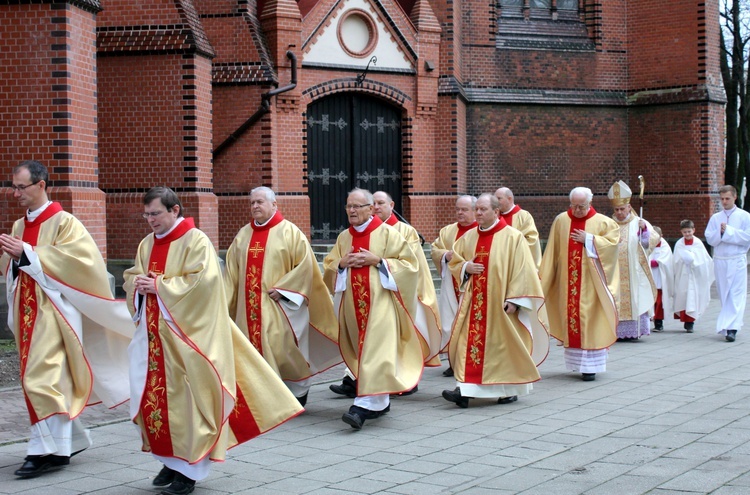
[0,0,725,260]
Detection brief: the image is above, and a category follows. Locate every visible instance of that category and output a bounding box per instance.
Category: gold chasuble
[1,203,133,425]
[224,211,340,381]
[323,216,424,396]
[124,219,302,464]
[539,208,620,350]
[499,205,542,269]
[448,219,547,386]
[385,214,443,364]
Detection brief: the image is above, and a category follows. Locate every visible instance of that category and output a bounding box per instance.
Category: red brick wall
[465,104,628,237]
[98,52,217,258]
[0,3,105,255]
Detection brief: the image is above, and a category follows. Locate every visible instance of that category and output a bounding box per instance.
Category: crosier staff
[638,175,645,233]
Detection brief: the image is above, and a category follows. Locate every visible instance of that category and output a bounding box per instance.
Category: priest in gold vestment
[1,161,133,479]
[431,195,477,377]
[441,194,548,408]
[324,188,424,430]
[540,187,620,381]
[608,180,658,341]
[495,187,543,269]
[224,187,340,406]
[125,187,303,495]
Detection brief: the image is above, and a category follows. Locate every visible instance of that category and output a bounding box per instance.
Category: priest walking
[125,187,302,495]
[224,186,340,406]
[323,188,423,430]
[441,193,548,408]
[540,187,620,381]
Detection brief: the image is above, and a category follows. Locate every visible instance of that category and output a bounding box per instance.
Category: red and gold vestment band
[448,219,547,385]
[499,204,542,269]
[224,210,340,382]
[431,221,478,349]
[385,214,443,364]
[124,219,302,464]
[539,208,619,350]
[1,203,132,426]
[323,216,424,396]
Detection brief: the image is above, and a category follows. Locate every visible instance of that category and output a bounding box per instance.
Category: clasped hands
[134,272,158,295]
[0,234,24,260]
[339,247,380,269]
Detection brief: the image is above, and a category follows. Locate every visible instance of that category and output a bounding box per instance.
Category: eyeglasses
[11,181,41,192]
[570,203,590,210]
[345,203,371,211]
[141,210,168,219]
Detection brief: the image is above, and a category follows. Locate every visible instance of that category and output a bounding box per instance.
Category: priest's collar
[27,201,53,221]
[156,216,185,239]
[385,213,399,226]
[252,210,283,231]
[353,216,374,232]
[479,218,499,231]
[254,213,276,227]
[501,204,516,215]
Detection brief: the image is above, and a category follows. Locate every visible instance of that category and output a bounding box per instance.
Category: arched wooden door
[307,93,402,241]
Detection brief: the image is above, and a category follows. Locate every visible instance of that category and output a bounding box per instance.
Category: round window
[338,9,378,58]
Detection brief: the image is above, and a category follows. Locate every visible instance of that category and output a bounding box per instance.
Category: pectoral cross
[249,241,265,258]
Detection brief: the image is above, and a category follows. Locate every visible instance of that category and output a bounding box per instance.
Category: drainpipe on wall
[212,50,298,159]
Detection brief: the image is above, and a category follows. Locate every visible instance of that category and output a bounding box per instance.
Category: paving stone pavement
[1,279,749,494]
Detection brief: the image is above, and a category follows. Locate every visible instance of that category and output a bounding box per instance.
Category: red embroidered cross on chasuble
[565,207,598,349]
[464,218,507,384]
[348,216,383,357]
[18,202,64,424]
[244,210,285,354]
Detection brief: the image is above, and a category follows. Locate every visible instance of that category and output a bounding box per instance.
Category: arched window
[497,0,593,51]
[499,0,579,19]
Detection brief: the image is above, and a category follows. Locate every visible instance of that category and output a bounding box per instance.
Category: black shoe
[392,385,418,397]
[684,322,694,333]
[442,366,454,377]
[582,373,596,382]
[329,376,357,398]
[297,392,308,407]
[442,387,469,408]
[161,473,196,495]
[153,465,177,486]
[14,455,69,479]
[654,320,663,332]
[497,395,518,405]
[726,330,737,342]
[341,404,390,429]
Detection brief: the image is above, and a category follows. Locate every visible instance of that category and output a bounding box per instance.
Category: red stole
[565,207,597,349]
[385,213,399,226]
[141,218,194,457]
[499,204,522,226]
[452,222,477,298]
[464,218,507,383]
[348,216,383,357]
[244,210,284,354]
[18,202,63,424]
